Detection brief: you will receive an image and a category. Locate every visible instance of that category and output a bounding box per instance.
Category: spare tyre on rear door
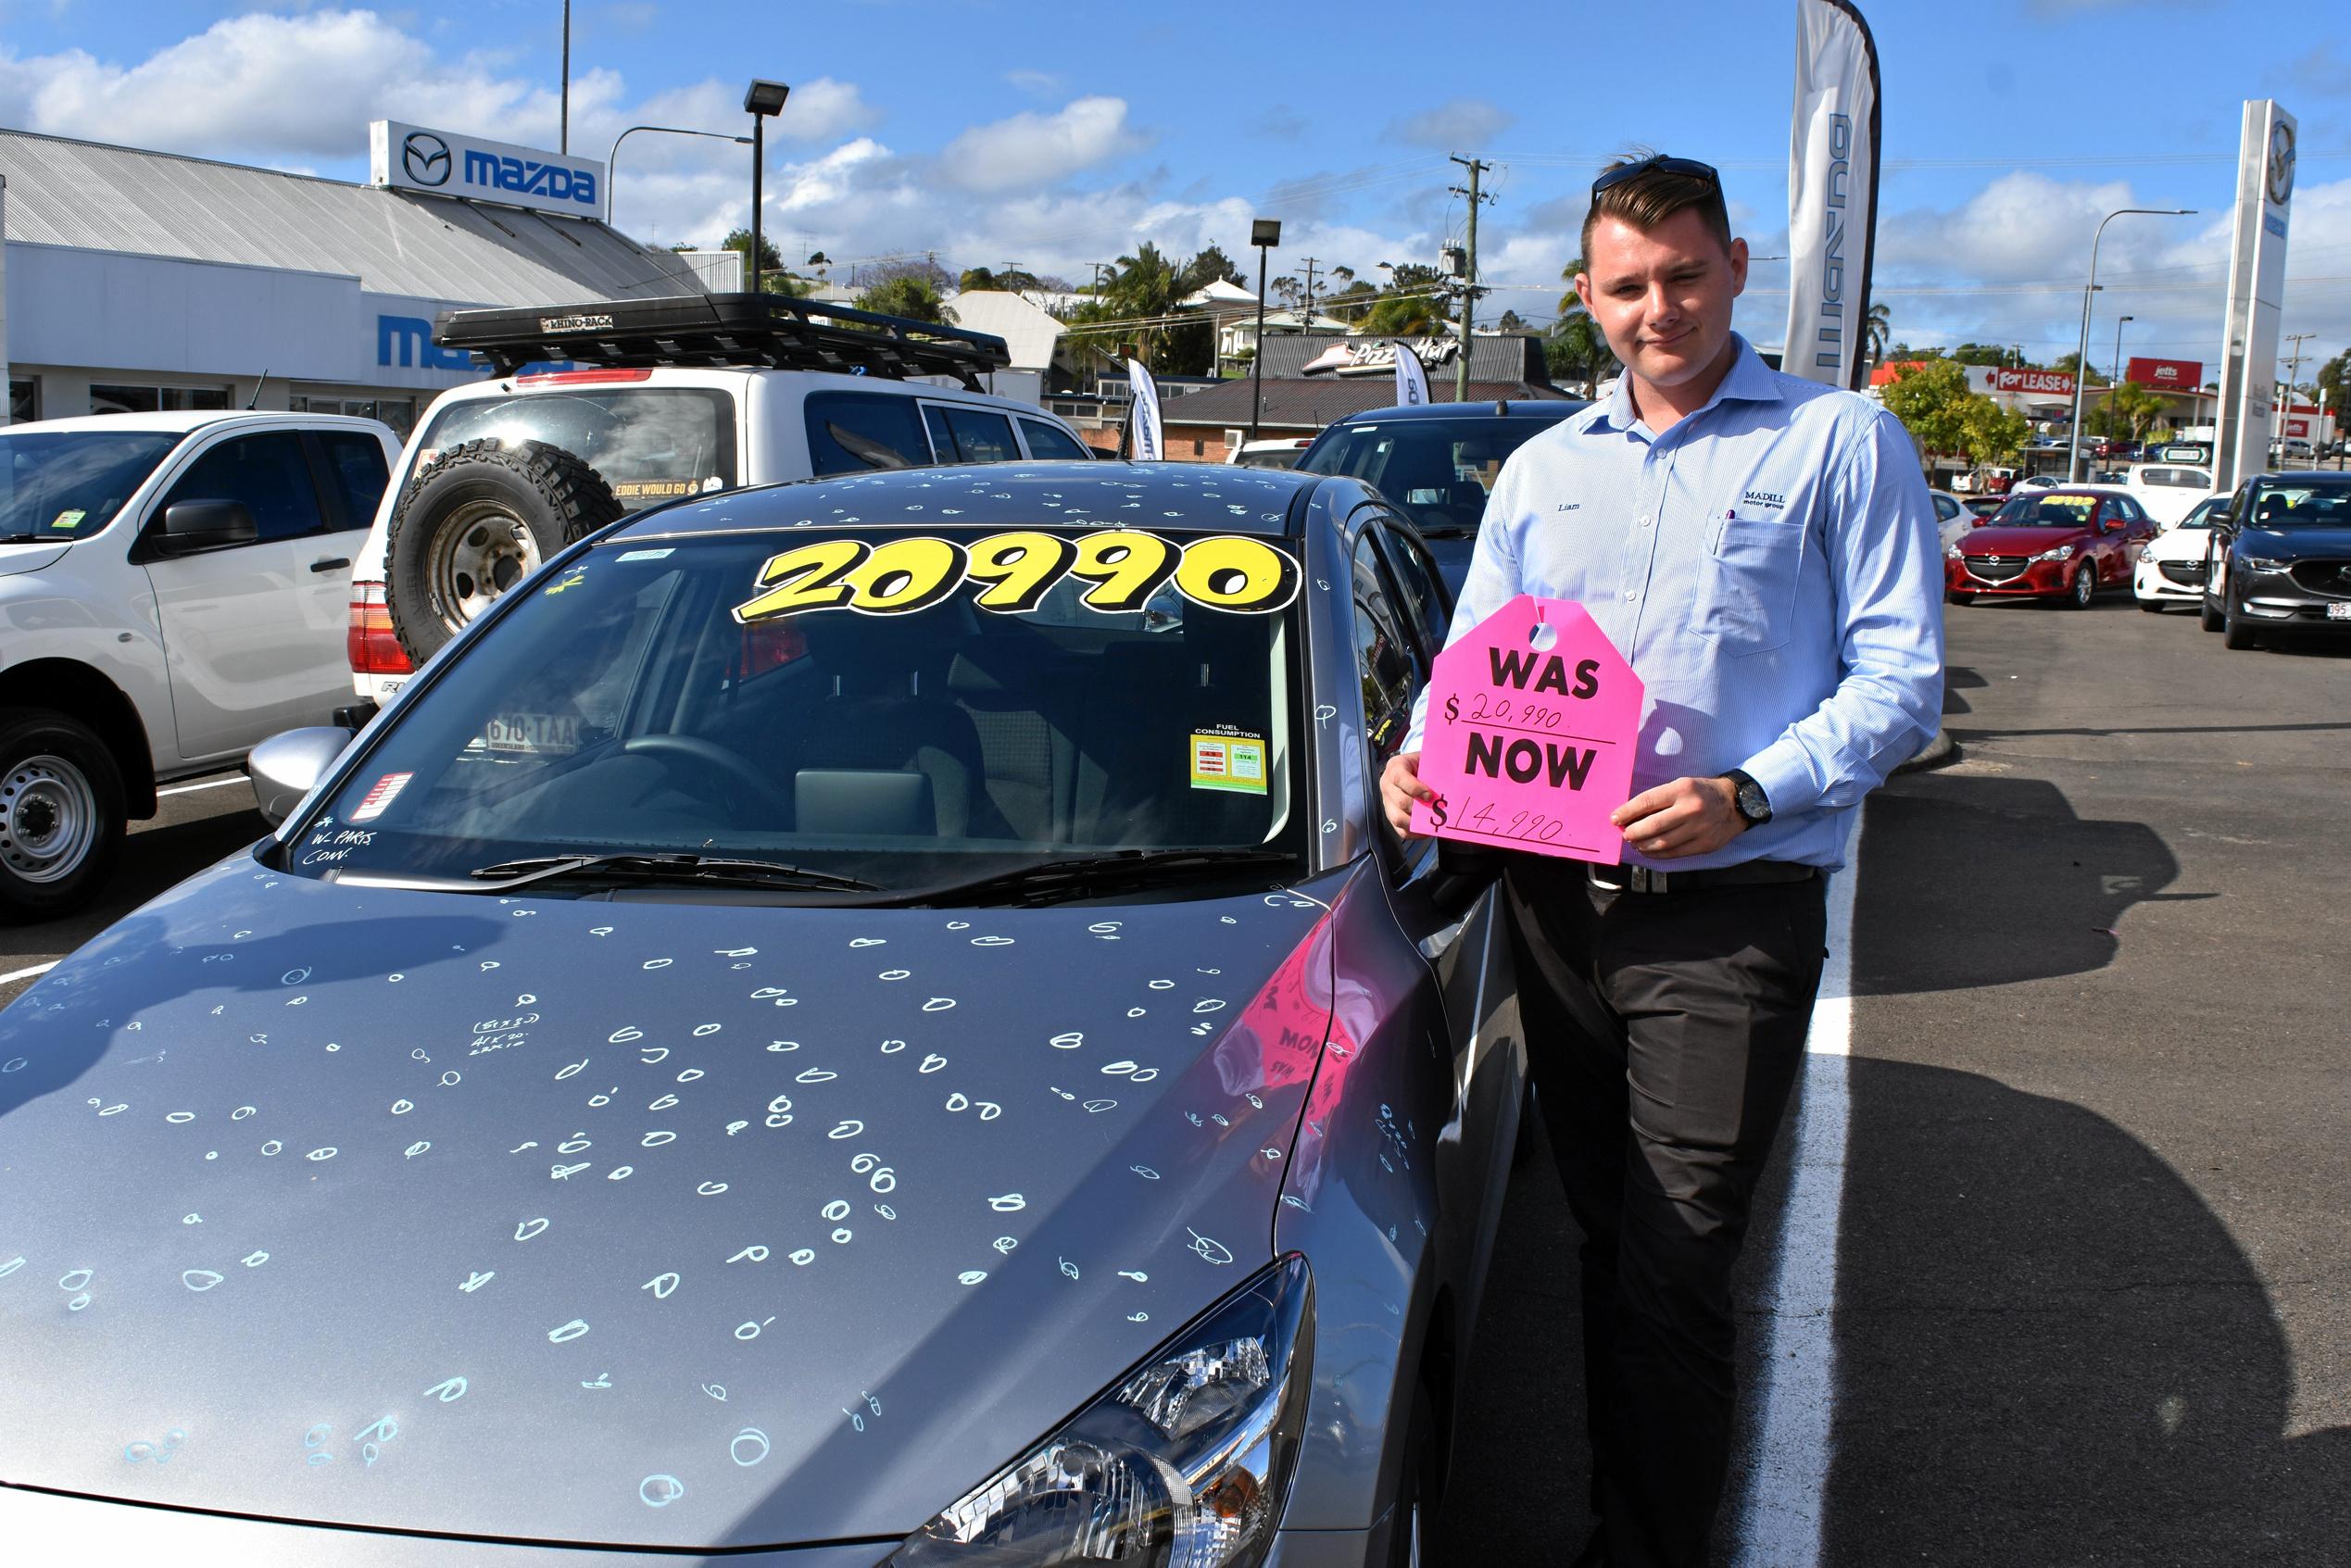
[384,438,623,664]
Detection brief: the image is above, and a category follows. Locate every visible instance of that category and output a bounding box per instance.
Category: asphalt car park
[7,487,2347,1565]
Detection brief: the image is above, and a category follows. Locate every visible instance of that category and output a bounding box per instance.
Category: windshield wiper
[0,532,48,545]
[468,852,881,893]
[898,847,1298,908]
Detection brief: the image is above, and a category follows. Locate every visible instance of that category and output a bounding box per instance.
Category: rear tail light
[347,582,413,675]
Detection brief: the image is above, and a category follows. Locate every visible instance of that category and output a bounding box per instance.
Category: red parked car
[1945,487,2160,608]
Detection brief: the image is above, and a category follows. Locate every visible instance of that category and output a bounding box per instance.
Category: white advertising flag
[1782,0,1880,390]
[1125,357,1163,460]
[1393,341,1431,406]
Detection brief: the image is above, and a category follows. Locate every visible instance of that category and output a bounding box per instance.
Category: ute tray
[433,292,1012,385]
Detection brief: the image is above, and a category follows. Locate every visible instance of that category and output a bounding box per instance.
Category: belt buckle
[1630,865,1664,893]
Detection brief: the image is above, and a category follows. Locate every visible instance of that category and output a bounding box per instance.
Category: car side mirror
[249,726,354,827]
[159,499,259,553]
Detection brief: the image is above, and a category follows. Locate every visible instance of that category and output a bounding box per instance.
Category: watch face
[1738,781,1769,822]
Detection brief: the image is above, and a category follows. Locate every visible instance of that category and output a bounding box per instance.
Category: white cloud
[1384,97,1515,151]
[941,96,1148,194]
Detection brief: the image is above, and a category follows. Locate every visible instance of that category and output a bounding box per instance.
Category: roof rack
[433,292,1013,386]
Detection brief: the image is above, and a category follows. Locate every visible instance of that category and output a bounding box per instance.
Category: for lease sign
[1408,596,1642,864]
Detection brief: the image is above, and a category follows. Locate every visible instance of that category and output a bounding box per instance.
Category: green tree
[2051,351,2108,387]
[2107,380,2168,442]
[1178,245,1247,293]
[1325,279,1380,323]
[2315,348,2349,408]
[1879,358,1975,458]
[1960,398,2029,467]
[854,276,953,324]
[1545,257,1616,395]
[717,229,811,295]
[1864,300,1891,368]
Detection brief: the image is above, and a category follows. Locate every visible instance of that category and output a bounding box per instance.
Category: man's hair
[1581,153,1733,261]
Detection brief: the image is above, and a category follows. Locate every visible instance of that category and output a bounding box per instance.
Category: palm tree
[1865,300,1892,368]
[1548,258,1617,396]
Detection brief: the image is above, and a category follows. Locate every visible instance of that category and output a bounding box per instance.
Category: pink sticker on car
[349,771,414,823]
[1408,596,1642,864]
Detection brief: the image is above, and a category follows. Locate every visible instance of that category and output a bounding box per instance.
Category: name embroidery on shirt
[1739,488,1786,510]
[1554,501,1580,512]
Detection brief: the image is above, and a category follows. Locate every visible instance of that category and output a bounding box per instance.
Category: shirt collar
[1585,332,1783,435]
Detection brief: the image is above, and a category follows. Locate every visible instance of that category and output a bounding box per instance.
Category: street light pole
[2068,207,2194,482]
[742,81,792,296]
[2108,313,2133,455]
[605,124,754,232]
[1249,218,1280,443]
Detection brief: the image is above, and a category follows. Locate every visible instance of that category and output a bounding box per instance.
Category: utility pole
[1448,155,1495,402]
[2282,332,2316,457]
[1300,257,1323,330]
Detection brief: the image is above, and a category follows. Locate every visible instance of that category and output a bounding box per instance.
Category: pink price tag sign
[1408,595,1642,863]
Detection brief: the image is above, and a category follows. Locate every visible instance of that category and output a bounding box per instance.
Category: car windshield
[0,430,182,542]
[1300,418,1559,536]
[2176,497,2228,530]
[1993,494,2097,527]
[286,524,1310,897]
[2244,482,2351,529]
[414,387,736,511]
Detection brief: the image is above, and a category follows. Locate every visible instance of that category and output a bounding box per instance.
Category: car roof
[1330,400,1586,424]
[610,461,1326,541]
[0,409,391,437]
[2007,485,2127,499]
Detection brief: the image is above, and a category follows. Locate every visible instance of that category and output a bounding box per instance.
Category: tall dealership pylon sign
[2213,100,2295,492]
[1782,0,1880,391]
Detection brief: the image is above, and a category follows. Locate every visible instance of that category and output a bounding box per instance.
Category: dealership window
[7,377,35,424]
[90,383,232,416]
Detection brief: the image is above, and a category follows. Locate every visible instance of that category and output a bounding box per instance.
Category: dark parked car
[1945,487,2159,608]
[0,462,1528,1565]
[2200,472,2351,648]
[1296,399,1588,591]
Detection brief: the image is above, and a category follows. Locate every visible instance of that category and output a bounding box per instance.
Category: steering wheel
[622,735,793,821]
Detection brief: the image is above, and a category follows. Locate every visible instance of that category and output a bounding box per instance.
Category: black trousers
[1503,859,1829,1568]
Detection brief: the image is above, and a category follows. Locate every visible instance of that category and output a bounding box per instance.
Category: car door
[301,429,390,697]
[137,429,338,759]
[1350,515,1524,1340]
[921,403,1021,465]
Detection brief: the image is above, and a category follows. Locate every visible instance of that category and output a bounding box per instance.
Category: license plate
[2328,603,2351,621]
[480,713,582,755]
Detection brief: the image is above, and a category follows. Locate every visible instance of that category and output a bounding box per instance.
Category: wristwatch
[1721,769,1772,827]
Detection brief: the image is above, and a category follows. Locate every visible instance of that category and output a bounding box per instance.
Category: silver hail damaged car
[0,463,1528,1565]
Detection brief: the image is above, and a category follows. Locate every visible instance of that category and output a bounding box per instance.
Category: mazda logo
[2267,119,2295,207]
[402,131,452,187]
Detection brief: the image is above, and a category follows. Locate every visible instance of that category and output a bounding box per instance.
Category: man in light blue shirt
[1382,155,1942,1568]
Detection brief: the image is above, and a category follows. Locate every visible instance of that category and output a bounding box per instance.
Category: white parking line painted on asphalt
[1730,820,1862,1568]
[157,774,248,797]
[0,960,60,986]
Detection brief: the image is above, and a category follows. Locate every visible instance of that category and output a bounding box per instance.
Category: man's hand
[1611,775,1747,859]
[1380,750,1435,838]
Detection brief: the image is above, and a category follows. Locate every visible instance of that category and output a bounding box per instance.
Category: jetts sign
[369,120,603,220]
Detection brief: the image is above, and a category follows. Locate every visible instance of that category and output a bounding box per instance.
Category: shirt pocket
[1695,516,1804,654]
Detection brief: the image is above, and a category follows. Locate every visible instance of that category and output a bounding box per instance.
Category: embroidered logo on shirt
[1555,501,1581,512]
[1739,488,1787,510]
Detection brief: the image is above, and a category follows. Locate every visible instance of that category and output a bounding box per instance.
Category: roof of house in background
[0,126,704,305]
[1160,377,1575,432]
[942,289,1066,371]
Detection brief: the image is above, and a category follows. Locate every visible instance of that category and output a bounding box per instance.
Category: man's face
[1576,208,1749,392]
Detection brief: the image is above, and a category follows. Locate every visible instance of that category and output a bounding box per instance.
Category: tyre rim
[1,753,98,884]
[426,499,541,633]
[2076,567,2093,605]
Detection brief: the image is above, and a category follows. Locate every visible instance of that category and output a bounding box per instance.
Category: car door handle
[310,557,351,573]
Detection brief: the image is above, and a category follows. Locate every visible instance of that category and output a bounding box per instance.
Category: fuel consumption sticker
[1189,727,1266,795]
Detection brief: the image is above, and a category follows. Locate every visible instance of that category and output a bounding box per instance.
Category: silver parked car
[0,462,1528,1564]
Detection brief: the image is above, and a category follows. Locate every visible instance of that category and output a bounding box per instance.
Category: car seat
[1073,610,1277,847]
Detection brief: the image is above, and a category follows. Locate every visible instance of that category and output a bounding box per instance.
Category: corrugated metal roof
[0,127,704,307]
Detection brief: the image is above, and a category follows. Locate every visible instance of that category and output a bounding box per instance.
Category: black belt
[1586,859,1821,894]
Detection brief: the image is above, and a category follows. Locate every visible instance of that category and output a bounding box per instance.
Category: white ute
[0,409,398,916]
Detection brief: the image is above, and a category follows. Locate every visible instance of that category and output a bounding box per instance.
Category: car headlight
[888,1255,1314,1568]
[2238,556,2288,572]
[2137,546,2155,563]
[2032,544,2076,562]
[1945,545,1965,560]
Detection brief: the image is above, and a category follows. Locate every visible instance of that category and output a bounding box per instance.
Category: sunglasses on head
[1590,155,1721,196]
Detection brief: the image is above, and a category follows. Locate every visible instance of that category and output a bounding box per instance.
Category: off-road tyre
[0,709,126,922]
[384,438,623,666]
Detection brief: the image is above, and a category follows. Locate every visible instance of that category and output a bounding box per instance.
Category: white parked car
[2120,460,2217,527]
[0,409,397,915]
[1930,488,1976,552]
[2012,472,2062,491]
[346,293,1094,705]
[2133,491,2232,611]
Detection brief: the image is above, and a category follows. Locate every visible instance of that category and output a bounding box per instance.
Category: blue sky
[4,0,2348,376]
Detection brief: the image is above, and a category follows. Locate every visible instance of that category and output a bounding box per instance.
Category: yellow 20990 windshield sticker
[733,531,1301,622]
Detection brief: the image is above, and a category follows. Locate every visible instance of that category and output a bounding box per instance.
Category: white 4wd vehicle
[348,292,1094,703]
[0,409,397,916]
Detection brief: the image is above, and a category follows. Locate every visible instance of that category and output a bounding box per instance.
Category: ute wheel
[384,439,623,665]
[2066,562,2095,609]
[0,709,126,922]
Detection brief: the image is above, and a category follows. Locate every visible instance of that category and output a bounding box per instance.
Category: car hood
[2143,526,2213,562]
[0,853,1353,1549]
[2240,524,2351,558]
[0,540,73,578]
[1959,524,2091,553]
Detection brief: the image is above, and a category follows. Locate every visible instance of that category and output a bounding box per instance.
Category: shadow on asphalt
[1826,1060,2351,1565]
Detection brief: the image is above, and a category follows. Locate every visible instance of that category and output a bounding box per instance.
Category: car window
[0,429,181,542]
[1301,416,1569,537]
[159,431,322,544]
[1352,532,1422,771]
[421,387,737,508]
[1371,515,1452,657]
[315,431,390,532]
[800,391,933,476]
[1932,494,1960,521]
[925,405,1021,465]
[1019,419,1091,460]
